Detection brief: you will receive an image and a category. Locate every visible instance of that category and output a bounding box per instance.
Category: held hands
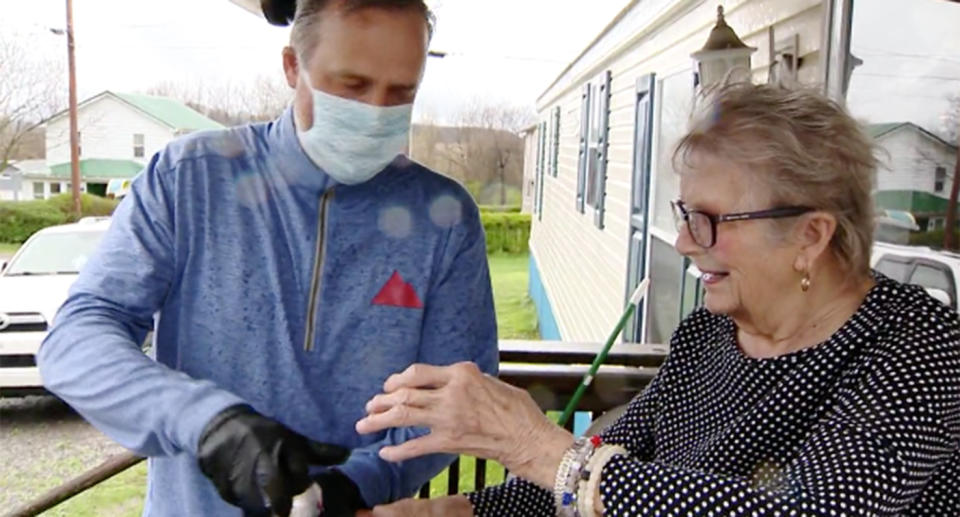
[356,362,573,488]
[198,405,350,516]
[356,495,474,517]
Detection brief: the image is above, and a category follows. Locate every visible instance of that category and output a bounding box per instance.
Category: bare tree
[943,93,959,145]
[0,32,65,172]
[942,94,960,250]
[146,75,292,126]
[442,100,536,204]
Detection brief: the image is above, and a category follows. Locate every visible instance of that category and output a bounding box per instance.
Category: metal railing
[416,340,667,498]
[6,340,668,516]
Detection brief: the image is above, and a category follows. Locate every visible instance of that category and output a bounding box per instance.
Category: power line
[857,48,960,64]
[855,72,960,82]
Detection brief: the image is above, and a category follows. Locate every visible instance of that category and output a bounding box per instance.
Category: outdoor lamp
[692,6,757,88]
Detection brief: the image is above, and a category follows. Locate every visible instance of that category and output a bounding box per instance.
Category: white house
[523,0,855,345]
[870,122,958,232]
[0,160,51,202]
[2,91,223,201]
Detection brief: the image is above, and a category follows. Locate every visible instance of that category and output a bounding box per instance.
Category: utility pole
[66,0,81,217]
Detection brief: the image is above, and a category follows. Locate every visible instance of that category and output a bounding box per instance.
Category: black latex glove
[313,469,369,517]
[198,405,350,517]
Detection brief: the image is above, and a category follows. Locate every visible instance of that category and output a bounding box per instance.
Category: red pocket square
[372,271,423,309]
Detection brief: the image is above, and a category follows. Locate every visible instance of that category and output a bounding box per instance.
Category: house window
[50,183,61,195]
[935,166,947,193]
[585,84,603,207]
[33,182,45,200]
[576,71,612,228]
[576,84,592,213]
[134,134,145,158]
[545,116,554,182]
[652,70,695,233]
[551,106,561,177]
[647,237,685,344]
[536,121,547,219]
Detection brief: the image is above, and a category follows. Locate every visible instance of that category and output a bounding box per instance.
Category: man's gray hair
[291,0,434,64]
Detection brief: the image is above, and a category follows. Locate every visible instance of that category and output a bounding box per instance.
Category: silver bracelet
[553,436,602,516]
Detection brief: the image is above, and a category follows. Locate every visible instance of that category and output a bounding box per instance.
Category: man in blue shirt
[37,1,498,515]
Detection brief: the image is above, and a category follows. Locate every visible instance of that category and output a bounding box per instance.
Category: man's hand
[356,495,474,517]
[356,362,573,489]
[313,469,369,516]
[198,405,350,516]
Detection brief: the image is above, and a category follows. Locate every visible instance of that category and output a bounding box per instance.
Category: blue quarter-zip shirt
[38,107,499,516]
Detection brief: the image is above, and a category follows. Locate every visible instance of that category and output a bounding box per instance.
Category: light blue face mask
[296,71,413,185]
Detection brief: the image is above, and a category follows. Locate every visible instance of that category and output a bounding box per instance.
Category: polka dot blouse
[467,275,960,516]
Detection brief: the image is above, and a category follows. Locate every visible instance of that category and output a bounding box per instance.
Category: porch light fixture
[691,6,757,88]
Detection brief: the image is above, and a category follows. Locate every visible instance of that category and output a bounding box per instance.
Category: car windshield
[4,230,106,276]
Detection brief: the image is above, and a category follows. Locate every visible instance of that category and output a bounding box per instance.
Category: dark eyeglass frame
[671,200,814,248]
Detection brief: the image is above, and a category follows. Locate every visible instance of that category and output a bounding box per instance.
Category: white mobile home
[525,0,855,344]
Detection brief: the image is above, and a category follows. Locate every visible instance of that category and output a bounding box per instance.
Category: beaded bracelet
[576,444,629,517]
[553,435,603,516]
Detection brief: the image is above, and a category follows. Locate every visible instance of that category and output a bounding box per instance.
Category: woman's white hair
[675,83,879,277]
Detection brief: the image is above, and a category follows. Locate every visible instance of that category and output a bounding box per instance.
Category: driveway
[0,395,130,510]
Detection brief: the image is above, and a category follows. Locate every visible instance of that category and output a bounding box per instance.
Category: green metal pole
[558,279,650,427]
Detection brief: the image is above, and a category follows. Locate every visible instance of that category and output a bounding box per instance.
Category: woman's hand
[356,362,573,488]
[356,495,473,517]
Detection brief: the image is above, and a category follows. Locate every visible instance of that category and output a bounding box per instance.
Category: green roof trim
[114,92,224,131]
[875,190,959,216]
[49,159,145,180]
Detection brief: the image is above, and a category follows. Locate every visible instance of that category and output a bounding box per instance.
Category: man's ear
[282,47,299,89]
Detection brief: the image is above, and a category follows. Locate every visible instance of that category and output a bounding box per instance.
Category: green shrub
[47,193,119,221]
[0,200,66,243]
[0,194,119,243]
[479,205,522,214]
[909,229,960,250]
[481,212,531,254]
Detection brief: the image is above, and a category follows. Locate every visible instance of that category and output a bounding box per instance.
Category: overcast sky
[1,0,958,132]
[847,0,960,137]
[0,0,628,123]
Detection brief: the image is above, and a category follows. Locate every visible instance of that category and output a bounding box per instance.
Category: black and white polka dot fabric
[467,275,960,516]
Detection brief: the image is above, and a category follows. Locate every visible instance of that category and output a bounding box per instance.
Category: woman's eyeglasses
[671,200,813,248]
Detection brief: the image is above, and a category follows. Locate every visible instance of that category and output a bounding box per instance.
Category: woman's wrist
[442,495,475,516]
[509,423,574,489]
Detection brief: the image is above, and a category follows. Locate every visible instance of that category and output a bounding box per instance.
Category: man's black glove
[198,405,350,516]
[313,469,369,517]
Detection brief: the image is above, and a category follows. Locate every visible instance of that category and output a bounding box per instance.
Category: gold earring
[800,273,811,292]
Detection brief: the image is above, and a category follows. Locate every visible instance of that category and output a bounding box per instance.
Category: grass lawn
[488,253,539,339]
[44,253,538,511]
[0,242,20,257]
[43,462,147,517]
[424,252,538,496]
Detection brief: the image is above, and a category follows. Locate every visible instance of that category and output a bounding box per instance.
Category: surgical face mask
[296,71,413,185]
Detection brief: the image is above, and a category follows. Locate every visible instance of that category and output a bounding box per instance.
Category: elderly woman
[355,84,960,516]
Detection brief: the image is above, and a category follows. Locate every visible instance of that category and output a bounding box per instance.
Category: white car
[0,217,110,395]
[871,241,960,310]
